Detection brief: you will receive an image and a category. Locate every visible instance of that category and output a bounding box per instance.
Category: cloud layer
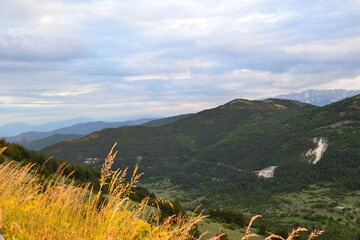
[1,0,360,124]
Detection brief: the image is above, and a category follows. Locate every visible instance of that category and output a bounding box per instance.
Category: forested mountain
[42,96,360,207]
[141,114,193,127]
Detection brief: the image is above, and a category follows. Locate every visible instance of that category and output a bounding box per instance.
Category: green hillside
[41,96,360,208]
[141,113,193,127]
[41,98,313,169]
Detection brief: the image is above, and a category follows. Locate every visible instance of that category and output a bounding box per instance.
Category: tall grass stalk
[0,144,203,239]
[242,216,323,240]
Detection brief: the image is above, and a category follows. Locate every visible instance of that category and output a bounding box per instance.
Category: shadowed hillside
[42,96,360,207]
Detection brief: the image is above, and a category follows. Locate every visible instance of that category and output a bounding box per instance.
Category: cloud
[123,72,191,82]
[0,30,93,61]
[0,0,360,125]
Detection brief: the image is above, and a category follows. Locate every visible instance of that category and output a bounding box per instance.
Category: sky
[1,0,360,125]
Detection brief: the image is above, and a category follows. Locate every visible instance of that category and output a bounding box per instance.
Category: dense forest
[42,96,360,207]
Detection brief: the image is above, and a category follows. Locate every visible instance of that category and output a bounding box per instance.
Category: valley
[2,0,359,237]
[141,181,360,239]
[1,94,360,239]
[37,95,360,239]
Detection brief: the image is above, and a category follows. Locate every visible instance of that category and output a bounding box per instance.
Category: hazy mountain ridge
[5,118,157,150]
[19,134,85,151]
[0,117,93,137]
[273,89,360,106]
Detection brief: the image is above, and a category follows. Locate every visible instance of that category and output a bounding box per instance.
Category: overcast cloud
[1,0,360,125]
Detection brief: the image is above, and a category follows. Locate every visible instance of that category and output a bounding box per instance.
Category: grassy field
[142,180,359,239]
[143,180,360,223]
[141,182,267,239]
[256,186,360,228]
[141,181,202,208]
[197,219,265,240]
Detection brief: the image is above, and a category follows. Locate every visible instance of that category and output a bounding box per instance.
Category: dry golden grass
[205,215,323,240]
[0,145,203,239]
[241,215,323,240]
[0,144,323,240]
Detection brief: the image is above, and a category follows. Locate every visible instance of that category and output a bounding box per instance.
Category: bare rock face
[256,166,278,178]
[306,138,328,164]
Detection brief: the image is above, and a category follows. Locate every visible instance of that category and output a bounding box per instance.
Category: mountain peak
[273,89,360,106]
[221,98,314,111]
[222,98,286,110]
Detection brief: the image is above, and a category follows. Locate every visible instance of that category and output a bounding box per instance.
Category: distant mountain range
[272,89,360,106]
[19,134,84,151]
[5,118,157,150]
[3,88,359,152]
[0,117,94,137]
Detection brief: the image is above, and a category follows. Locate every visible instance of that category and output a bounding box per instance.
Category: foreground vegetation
[0,145,326,239]
[0,146,202,239]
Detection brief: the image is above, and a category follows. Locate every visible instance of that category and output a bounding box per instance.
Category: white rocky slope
[256,166,278,178]
[306,138,328,164]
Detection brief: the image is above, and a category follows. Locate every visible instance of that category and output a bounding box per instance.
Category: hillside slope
[142,114,193,127]
[42,99,314,168]
[42,96,360,206]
